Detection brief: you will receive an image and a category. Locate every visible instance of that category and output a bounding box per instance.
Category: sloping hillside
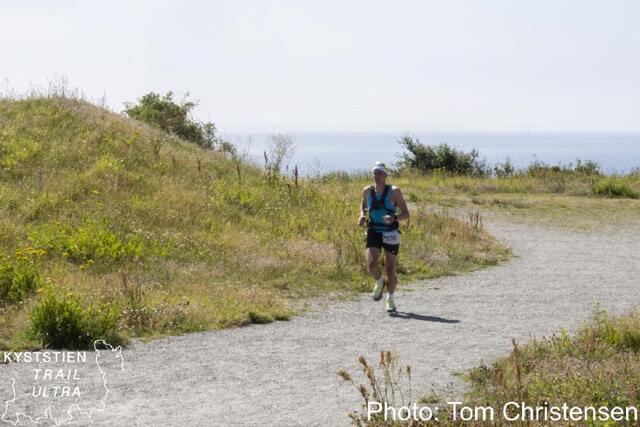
[0,97,508,349]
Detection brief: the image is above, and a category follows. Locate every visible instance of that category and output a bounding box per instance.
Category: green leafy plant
[397,136,488,176]
[123,91,219,150]
[29,288,124,349]
[493,157,515,178]
[28,220,145,264]
[592,177,640,199]
[0,256,41,305]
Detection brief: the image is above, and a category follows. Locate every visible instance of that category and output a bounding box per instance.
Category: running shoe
[386,298,397,313]
[371,278,385,301]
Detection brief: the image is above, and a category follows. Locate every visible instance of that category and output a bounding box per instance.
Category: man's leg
[366,247,385,301]
[383,249,398,312]
[365,247,381,280]
[383,250,397,294]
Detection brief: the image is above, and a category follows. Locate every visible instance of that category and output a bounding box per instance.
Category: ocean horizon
[221,130,640,176]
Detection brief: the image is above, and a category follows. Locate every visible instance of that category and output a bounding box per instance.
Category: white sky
[2,0,639,132]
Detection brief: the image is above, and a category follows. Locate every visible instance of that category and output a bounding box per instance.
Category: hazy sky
[2,0,639,132]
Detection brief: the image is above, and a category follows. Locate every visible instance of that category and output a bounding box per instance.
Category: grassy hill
[0,96,509,350]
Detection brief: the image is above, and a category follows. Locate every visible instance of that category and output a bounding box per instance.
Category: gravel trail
[2,219,639,426]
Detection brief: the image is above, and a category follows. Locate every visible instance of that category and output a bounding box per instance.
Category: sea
[220,131,640,176]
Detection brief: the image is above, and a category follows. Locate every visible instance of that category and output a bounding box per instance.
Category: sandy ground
[1,218,639,426]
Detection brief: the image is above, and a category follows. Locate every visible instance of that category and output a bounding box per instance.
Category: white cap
[372,161,388,175]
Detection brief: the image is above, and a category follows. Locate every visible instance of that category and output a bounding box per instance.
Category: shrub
[263,133,295,176]
[574,158,601,175]
[28,220,145,264]
[591,307,640,351]
[123,91,219,150]
[493,157,515,178]
[30,288,124,349]
[526,160,562,177]
[0,256,41,305]
[592,177,639,199]
[526,158,602,178]
[397,136,488,176]
[248,311,273,324]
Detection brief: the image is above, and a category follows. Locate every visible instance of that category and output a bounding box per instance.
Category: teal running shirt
[367,185,397,232]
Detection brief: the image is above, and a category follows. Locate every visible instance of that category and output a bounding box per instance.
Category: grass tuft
[29,287,125,349]
[592,177,640,199]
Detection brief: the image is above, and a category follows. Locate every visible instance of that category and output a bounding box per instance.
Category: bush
[0,257,41,305]
[30,289,124,349]
[263,133,295,176]
[123,91,219,150]
[397,136,488,176]
[28,220,145,264]
[592,308,640,351]
[574,159,601,175]
[493,157,515,178]
[592,177,639,199]
[526,158,602,178]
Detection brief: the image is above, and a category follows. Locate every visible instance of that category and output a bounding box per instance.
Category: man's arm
[358,186,369,226]
[392,188,410,221]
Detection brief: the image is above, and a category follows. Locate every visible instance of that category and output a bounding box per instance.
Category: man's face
[373,169,386,184]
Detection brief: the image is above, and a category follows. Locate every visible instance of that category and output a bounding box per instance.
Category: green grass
[0,253,41,305]
[312,169,640,232]
[379,172,640,230]
[0,96,510,350]
[389,168,640,199]
[2,95,637,350]
[461,307,640,426]
[592,176,640,199]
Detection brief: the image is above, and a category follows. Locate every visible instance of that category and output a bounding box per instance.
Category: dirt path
[2,219,640,426]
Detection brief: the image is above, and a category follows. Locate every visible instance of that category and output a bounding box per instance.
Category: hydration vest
[367,184,398,232]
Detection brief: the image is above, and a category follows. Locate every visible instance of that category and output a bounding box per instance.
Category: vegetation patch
[592,176,640,199]
[0,95,511,349]
[30,287,125,349]
[27,220,146,264]
[340,308,640,426]
[0,253,41,305]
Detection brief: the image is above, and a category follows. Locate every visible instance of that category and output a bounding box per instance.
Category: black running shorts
[365,229,400,256]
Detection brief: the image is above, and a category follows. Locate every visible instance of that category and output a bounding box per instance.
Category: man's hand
[383,215,396,225]
[358,215,367,227]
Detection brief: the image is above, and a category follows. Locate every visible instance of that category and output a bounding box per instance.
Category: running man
[358,162,410,313]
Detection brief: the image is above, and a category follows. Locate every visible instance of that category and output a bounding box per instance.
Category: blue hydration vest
[367,184,398,232]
